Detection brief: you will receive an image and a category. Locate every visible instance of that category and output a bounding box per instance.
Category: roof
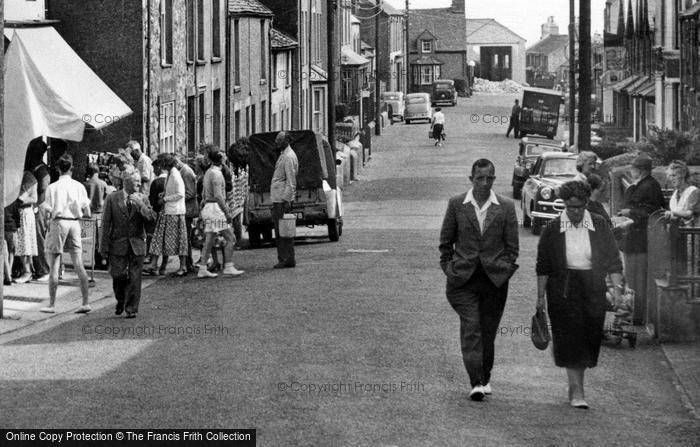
[466,18,526,43]
[341,45,370,66]
[680,2,700,17]
[526,34,569,55]
[270,28,297,49]
[411,54,444,65]
[228,0,273,16]
[310,65,327,83]
[381,2,403,16]
[408,8,466,52]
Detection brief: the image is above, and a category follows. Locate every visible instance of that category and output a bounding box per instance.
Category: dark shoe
[115,304,124,316]
[143,268,157,276]
[469,385,485,401]
[125,311,137,319]
[158,267,167,276]
[273,262,296,269]
[3,279,11,286]
[209,262,222,273]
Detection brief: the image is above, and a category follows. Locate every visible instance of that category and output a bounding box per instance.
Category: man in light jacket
[270,131,299,268]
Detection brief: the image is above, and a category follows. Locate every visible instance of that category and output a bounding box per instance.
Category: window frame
[421,40,432,53]
[159,101,176,154]
[160,0,173,66]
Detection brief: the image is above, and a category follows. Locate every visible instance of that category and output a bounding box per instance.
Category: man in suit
[100,169,157,318]
[439,158,520,401]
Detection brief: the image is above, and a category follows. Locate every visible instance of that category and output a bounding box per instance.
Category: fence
[669,220,700,301]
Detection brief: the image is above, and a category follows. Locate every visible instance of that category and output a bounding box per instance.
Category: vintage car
[512,137,569,199]
[431,79,457,106]
[244,130,343,247]
[380,91,405,121]
[404,92,432,124]
[521,151,579,235]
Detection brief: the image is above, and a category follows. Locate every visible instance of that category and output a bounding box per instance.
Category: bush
[592,140,626,160]
[642,126,700,165]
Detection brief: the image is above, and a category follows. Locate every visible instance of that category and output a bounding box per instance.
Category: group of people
[2,131,301,319]
[439,151,699,410]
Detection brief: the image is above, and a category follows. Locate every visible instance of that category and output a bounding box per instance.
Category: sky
[384,0,608,47]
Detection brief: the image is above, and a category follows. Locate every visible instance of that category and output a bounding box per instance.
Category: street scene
[2,0,700,446]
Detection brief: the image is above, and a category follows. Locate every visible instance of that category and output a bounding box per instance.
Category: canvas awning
[611,75,641,92]
[638,82,656,98]
[631,77,655,97]
[3,26,132,204]
[341,45,369,66]
[624,76,649,94]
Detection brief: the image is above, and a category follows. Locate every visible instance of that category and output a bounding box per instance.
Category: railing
[669,220,700,302]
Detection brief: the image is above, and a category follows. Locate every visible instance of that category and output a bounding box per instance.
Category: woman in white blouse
[150,154,189,276]
[536,181,624,409]
[664,160,699,227]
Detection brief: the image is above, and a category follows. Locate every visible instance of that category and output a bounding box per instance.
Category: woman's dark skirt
[547,269,607,368]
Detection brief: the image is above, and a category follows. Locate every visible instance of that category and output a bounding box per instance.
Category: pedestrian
[439,158,520,401]
[40,154,92,314]
[505,99,521,138]
[85,163,108,216]
[536,181,624,409]
[14,171,39,284]
[585,174,612,227]
[4,200,20,286]
[270,131,299,269]
[144,159,168,276]
[618,154,665,324]
[574,151,598,182]
[100,169,157,318]
[127,141,154,195]
[228,137,250,247]
[431,107,446,147]
[664,160,700,227]
[176,152,199,273]
[149,153,189,276]
[25,138,50,282]
[197,149,244,278]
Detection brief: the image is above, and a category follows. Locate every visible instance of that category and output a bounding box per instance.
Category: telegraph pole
[578,0,592,153]
[327,0,337,148]
[375,0,381,135]
[405,0,410,94]
[1,0,5,319]
[569,0,576,147]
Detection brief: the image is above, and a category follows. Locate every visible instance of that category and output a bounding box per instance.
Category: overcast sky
[384,0,608,47]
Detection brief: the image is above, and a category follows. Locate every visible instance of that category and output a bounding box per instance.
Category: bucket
[278,214,297,238]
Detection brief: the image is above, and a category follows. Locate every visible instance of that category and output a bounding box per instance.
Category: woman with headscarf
[536,181,624,409]
[14,171,39,283]
[149,154,189,276]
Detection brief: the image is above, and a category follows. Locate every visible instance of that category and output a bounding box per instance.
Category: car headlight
[540,187,553,200]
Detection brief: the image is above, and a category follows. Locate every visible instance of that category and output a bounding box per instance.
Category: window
[198,93,206,145]
[272,112,278,131]
[234,110,241,141]
[234,20,241,85]
[187,0,194,62]
[212,0,221,59]
[245,106,251,136]
[493,54,499,68]
[251,104,257,134]
[160,0,173,65]
[260,20,267,80]
[272,54,278,89]
[505,55,510,69]
[421,66,432,85]
[197,0,204,61]
[212,89,221,147]
[301,11,307,65]
[313,89,324,133]
[421,40,432,53]
[187,95,196,154]
[160,101,175,153]
[341,71,353,102]
[261,101,267,132]
[286,52,292,87]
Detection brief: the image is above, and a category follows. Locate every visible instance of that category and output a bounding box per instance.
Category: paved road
[1,93,699,446]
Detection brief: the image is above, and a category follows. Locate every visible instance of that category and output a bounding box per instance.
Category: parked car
[404,92,432,124]
[512,137,569,199]
[431,79,457,106]
[381,91,405,121]
[244,130,343,247]
[521,151,579,235]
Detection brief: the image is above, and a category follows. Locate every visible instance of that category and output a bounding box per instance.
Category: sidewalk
[661,342,700,419]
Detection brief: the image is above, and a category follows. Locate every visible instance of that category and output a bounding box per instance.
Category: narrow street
[1,93,699,446]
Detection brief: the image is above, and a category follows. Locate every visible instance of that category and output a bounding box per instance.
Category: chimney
[451,0,465,15]
[541,16,559,39]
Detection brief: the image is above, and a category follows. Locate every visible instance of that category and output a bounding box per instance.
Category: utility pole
[327,0,337,149]
[1,0,5,319]
[375,0,381,135]
[578,0,592,153]
[569,0,576,147]
[405,0,410,94]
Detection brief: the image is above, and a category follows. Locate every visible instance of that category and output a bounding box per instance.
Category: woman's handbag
[531,308,551,350]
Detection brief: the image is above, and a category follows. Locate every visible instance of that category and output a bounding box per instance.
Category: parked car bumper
[532,199,565,220]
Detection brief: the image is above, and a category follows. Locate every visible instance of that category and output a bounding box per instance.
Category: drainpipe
[146,0,152,155]
[226,10,231,149]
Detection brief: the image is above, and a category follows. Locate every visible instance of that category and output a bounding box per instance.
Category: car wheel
[247,224,262,248]
[532,217,543,236]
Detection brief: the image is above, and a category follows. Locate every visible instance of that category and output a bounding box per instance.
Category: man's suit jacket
[439,192,519,288]
[101,191,156,257]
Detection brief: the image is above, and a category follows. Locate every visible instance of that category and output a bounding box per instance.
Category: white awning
[3,26,132,204]
[341,45,369,66]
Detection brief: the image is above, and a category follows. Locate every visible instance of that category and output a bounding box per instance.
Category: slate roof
[228,0,273,16]
[526,34,569,55]
[270,28,297,49]
[411,54,444,65]
[408,8,467,52]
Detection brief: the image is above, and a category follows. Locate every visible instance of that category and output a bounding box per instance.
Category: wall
[6,0,45,20]
[271,49,293,131]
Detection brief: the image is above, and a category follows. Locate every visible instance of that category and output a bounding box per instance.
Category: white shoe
[570,398,589,409]
[469,385,485,401]
[39,306,56,314]
[222,266,244,276]
[197,268,218,278]
[483,383,492,394]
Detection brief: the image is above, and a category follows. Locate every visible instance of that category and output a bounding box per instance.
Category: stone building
[358,0,405,93]
[270,28,297,132]
[526,17,570,88]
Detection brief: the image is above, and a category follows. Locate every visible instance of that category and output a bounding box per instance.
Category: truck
[244,130,343,248]
[519,87,564,140]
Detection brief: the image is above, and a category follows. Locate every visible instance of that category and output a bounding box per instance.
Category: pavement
[1,92,699,444]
